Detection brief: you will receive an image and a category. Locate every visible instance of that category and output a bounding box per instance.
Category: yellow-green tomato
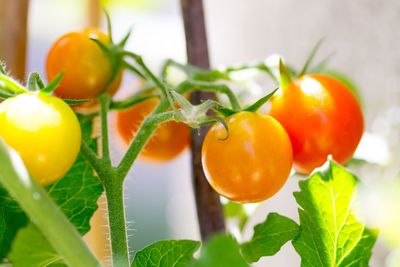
[0,92,81,185]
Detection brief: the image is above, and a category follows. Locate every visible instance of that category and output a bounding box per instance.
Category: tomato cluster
[202,73,363,203]
[0,26,364,204]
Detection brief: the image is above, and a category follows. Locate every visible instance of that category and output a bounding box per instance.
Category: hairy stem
[99,94,112,166]
[103,173,130,267]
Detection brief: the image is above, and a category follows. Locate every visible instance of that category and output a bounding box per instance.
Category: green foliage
[241,213,299,263]
[292,160,377,267]
[0,208,27,261]
[131,240,200,267]
[8,224,65,267]
[190,235,248,267]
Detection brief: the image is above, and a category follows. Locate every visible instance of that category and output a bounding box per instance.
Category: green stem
[0,140,100,267]
[175,80,241,110]
[110,93,159,110]
[0,74,27,94]
[116,107,176,178]
[99,94,112,166]
[103,173,130,267]
[121,51,176,109]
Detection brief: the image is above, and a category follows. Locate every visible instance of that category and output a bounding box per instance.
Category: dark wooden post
[180,0,226,241]
[0,0,30,80]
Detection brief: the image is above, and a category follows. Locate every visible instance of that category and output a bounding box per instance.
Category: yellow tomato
[0,92,81,185]
[202,112,293,203]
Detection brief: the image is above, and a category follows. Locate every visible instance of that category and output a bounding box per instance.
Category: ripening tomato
[202,112,293,203]
[268,74,364,174]
[0,92,81,185]
[116,98,189,162]
[46,28,122,100]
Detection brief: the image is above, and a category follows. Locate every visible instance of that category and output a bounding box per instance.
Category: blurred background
[1,0,400,266]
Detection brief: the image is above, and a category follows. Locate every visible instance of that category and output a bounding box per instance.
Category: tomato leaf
[40,72,64,94]
[243,88,278,112]
[8,224,65,267]
[0,208,27,261]
[190,235,249,267]
[241,213,299,263]
[292,160,378,267]
[131,240,201,267]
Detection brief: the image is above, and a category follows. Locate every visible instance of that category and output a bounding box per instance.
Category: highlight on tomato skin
[116,97,190,162]
[0,92,81,185]
[46,28,122,100]
[201,112,293,203]
[268,73,364,174]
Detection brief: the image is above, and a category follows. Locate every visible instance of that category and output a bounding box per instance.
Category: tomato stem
[116,107,177,178]
[175,80,241,110]
[103,173,130,267]
[0,74,28,94]
[99,94,112,167]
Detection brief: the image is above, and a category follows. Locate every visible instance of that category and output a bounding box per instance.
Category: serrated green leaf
[292,160,377,267]
[190,235,248,267]
[0,208,27,261]
[131,240,200,267]
[241,213,299,263]
[8,224,65,267]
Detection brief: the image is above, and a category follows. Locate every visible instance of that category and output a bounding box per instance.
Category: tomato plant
[0,12,379,267]
[46,28,122,100]
[117,97,189,162]
[0,92,81,185]
[202,112,292,203]
[269,72,364,174]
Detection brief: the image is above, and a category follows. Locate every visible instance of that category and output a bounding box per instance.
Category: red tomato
[46,28,122,100]
[269,74,364,174]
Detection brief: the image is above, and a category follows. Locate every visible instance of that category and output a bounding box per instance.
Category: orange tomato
[46,28,122,100]
[202,112,293,203]
[269,74,364,174]
[116,98,189,162]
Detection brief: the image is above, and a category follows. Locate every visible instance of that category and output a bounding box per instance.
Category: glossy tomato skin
[0,92,81,185]
[202,112,293,203]
[46,28,122,100]
[269,74,364,174]
[116,98,189,162]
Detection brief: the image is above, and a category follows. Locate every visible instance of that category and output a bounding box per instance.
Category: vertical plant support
[88,0,101,28]
[180,0,226,241]
[0,0,29,80]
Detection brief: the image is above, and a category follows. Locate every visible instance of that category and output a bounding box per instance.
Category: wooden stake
[180,0,226,241]
[0,0,30,80]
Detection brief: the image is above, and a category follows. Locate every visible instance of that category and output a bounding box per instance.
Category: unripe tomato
[269,74,364,174]
[46,28,122,100]
[202,112,293,203]
[116,98,189,162]
[0,92,81,185]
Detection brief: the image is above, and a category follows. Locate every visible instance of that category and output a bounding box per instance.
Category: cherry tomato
[46,28,122,100]
[202,112,293,203]
[0,92,81,185]
[268,74,364,174]
[116,98,189,162]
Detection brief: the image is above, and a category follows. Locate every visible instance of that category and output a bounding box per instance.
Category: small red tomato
[269,74,364,174]
[46,28,122,100]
